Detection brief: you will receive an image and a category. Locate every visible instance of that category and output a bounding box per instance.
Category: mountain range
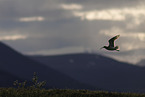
[1,41,145,92]
[30,53,145,92]
[0,42,93,89]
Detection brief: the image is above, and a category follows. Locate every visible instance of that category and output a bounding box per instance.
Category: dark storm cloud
[0,0,145,64]
[0,0,141,19]
[0,0,65,21]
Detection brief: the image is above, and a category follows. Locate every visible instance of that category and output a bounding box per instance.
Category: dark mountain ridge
[30,53,145,92]
[0,42,94,89]
[0,70,23,87]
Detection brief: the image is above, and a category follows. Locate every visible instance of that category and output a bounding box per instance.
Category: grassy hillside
[0,88,145,97]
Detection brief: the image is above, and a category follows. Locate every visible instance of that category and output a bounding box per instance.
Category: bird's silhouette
[101,35,120,51]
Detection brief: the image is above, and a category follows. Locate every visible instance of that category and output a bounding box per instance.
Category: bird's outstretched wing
[108,35,120,47]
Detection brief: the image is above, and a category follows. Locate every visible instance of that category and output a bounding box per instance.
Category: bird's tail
[115,46,119,49]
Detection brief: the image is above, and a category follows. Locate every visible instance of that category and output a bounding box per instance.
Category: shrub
[13,72,46,89]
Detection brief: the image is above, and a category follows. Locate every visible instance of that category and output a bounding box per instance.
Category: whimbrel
[101,35,120,51]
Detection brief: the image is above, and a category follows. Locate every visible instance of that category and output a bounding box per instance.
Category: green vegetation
[13,72,46,89]
[0,73,144,97]
[0,88,145,97]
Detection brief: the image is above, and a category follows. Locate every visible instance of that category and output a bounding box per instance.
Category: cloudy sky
[1,0,145,65]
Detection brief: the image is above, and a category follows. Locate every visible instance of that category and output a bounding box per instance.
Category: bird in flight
[100,35,120,51]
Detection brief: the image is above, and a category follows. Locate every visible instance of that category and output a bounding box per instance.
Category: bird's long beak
[100,47,104,50]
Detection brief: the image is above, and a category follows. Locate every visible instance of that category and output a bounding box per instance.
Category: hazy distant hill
[30,53,145,92]
[0,42,94,89]
[137,59,145,67]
